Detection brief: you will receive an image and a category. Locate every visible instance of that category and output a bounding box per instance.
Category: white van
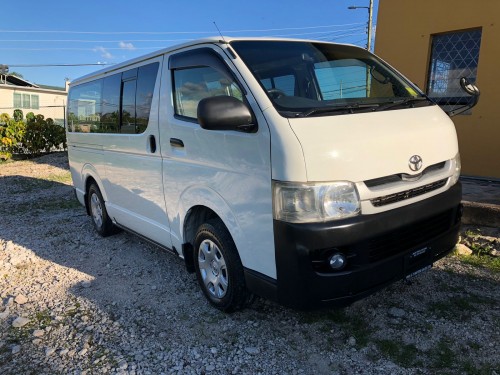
[67,37,478,311]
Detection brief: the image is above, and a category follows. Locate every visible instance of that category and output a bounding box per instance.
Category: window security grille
[427,29,482,114]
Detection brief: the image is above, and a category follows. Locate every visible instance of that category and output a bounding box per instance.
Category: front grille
[366,209,454,262]
[370,179,447,207]
[365,161,446,188]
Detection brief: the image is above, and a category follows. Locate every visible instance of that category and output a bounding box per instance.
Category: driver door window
[173,66,243,119]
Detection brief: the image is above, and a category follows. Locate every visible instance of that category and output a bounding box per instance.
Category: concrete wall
[0,85,67,125]
[375,0,500,179]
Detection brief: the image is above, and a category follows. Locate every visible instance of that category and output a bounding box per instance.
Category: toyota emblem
[409,155,423,172]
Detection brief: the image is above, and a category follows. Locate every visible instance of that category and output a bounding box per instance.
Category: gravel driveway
[1,152,499,375]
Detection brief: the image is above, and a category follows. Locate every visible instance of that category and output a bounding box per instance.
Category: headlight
[450,153,461,186]
[273,181,360,223]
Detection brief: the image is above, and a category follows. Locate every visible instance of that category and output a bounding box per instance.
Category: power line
[0,27,368,43]
[7,63,112,67]
[0,23,365,35]
[0,47,167,51]
[0,30,373,51]
[0,38,193,43]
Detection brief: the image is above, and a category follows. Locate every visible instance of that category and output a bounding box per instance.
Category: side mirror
[197,96,257,132]
[446,77,480,117]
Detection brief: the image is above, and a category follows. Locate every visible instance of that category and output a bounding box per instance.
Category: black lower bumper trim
[269,183,462,309]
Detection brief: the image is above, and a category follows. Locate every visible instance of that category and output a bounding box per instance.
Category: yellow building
[375,0,499,179]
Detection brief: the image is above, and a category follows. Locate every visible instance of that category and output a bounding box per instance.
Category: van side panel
[101,57,172,248]
[67,57,172,249]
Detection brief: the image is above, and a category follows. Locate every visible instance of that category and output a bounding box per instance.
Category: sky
[1,0,378,88]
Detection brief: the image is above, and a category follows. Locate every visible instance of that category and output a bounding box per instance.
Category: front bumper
[252,183,462,309]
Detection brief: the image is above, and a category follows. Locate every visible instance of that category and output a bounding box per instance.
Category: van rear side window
[68,62,159,133]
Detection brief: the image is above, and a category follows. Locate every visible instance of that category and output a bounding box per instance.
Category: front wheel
[194,219,252,312]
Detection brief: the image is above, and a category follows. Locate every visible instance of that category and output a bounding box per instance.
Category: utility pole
[367,0,373,51]
[348,0,374,51]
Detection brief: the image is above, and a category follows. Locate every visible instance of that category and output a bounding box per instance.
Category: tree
[9,72,24,79]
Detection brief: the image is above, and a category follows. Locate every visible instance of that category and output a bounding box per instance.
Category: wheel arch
[81,164,107,216]
[178,186,245,273]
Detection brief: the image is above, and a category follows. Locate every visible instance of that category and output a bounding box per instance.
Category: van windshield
[231,40,433,117]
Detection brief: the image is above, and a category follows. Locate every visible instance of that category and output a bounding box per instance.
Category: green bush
[1,118,26,159]
[13,109,23,122]
[0,110,66,160]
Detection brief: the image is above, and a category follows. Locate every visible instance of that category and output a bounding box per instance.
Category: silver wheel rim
[90,193,103,229]
[198,239,228,300]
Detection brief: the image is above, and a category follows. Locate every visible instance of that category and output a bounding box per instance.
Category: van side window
[121,79,137,134]
[173,66,243,120]
[101,74,121,133]
[68,80,103,133]
[136,63,159,133]
[68,62,159,134]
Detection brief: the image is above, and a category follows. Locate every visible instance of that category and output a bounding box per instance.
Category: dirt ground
[1,152,499,375]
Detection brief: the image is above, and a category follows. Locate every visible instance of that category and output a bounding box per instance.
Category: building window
[427,29,482,113]
[22,94,31,109]
[13,93,39,110]
[31,95,39,110]
[13,93,21,108]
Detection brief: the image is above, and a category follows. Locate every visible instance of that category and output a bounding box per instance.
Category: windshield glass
[231,41,432,117]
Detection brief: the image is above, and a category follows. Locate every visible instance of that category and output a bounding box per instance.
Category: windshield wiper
[299,103,380,117]
[375,96,432,111]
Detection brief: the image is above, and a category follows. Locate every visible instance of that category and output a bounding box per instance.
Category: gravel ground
[1,152,499,375]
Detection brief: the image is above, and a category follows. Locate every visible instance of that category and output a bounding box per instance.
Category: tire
[194,219,252,312]
[87,183,115,237]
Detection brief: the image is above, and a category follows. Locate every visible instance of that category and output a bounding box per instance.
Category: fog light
[329,253,346,270]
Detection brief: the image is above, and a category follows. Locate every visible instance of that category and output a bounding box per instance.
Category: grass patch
[457,228,500,273]
[12,178,59,194]
[426,291,494,321]
[461,360,500,375]
[457,254,500,273]
[428,297,478,320]
[298,309,372,348]
[430,338,456,369]
[374,339,421,367]
[6,322,33,344]
[4,198,81,215]
[45,172,72,184]
[32,309,52,328]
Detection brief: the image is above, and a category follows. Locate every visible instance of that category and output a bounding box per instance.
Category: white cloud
[94,46,113,59]
[119,41,135,50]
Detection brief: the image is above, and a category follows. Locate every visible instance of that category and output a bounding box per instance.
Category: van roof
[70,37,356,86]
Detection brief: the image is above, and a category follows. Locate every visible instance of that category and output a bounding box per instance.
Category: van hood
[288,106,458,183]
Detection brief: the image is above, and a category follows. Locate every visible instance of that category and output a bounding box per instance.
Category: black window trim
[169,47,252,125]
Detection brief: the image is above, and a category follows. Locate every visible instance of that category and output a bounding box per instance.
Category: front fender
[175,185,243,255]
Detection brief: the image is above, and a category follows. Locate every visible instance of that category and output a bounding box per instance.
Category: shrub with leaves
[0,110,66,160]
[13,109,23,122]
[1,119,26,159]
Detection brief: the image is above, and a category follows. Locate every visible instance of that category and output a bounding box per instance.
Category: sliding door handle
[148,135,157,153]
[170,138,184,148]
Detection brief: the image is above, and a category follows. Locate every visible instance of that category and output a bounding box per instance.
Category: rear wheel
[194,219,251,312]
[87,183,115,237]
